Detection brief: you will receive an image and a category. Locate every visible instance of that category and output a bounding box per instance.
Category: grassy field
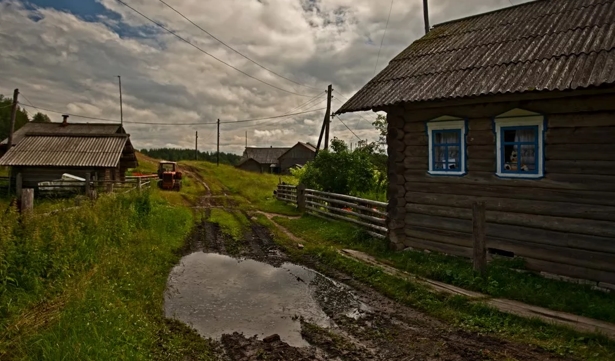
[262,215,615,361]
[0,191,216,360]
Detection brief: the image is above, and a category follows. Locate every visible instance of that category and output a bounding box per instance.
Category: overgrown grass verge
[0,191,216,360]
[263,215,615,361]
[181,160,298,215]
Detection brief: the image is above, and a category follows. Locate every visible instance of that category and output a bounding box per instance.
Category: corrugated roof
[278,142,317,159]
[0,122,123,145]
[239,147,290,165]
[0,134,128,167]
[337,0,615,113]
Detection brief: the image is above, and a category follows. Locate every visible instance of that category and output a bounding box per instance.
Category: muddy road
[166,184,573,361]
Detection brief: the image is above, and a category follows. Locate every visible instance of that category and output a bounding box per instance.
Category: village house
[236,142,315,174]
[337,0,615,284]
[0,117,137,189]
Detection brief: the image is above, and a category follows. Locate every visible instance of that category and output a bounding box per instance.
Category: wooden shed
[278,142,316,174]
[236,146,290,173]
[337,0,615,284]
[0,121,137,189]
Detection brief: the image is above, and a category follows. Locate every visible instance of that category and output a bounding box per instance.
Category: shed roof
[278,142,317,159]
[0,133,129,167]
[337,0,615,113]
[0,122,124,146]
[238,147,290,166]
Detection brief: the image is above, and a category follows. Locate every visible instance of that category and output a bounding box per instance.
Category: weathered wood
[306,204,387,233]
[16,173,22,198]
[547,127,615,145]
[388,139,406,153]
[388,196,406,210]
[404,191,615,222]
[546,144,615,161]
[404,237,473,258]
[306,200,386,225]
[403,132,428,146]
[306,189,387,208]
[387,114,405,129]
[404,146,428,158]
[468,118,493,131]
[387,126,404,141]
[403,122,426,133]
[405,203,615,237]
[467,145,495,159]
[472,202,487,275]
[523,258,615,284]
[307,193,388,216]
[296,184,306,212]
[403,156,428,170]
[388,161,405,176]
[548,112,615,128]
[546,160,615,175]
[466,130,494,145]
[20,188,34,214]
[467,158,495,172]
[406,212,473,233]
[545,173,615,192]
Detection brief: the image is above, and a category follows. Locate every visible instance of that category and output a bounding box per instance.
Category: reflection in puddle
[165,252,367,347]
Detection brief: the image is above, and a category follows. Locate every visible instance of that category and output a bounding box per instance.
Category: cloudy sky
[0,0,530,154]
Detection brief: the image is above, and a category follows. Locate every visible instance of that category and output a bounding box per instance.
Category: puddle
[165,252,367,347]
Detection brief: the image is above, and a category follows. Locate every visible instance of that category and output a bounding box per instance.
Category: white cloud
[0,0,531,154]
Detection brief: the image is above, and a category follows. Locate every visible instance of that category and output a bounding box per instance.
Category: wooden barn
[278,142,316,174]
[337,0,615,284]
[236,146,290,173]
[0,120,137,189]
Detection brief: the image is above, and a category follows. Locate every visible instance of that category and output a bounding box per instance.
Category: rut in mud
[168,183,575,361]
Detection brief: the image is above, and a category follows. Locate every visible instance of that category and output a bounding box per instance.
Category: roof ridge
[394,21,615,63]
[374,48,614,84]
[429,0,613,39]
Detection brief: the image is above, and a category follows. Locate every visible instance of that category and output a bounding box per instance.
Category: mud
[166,181,575,361]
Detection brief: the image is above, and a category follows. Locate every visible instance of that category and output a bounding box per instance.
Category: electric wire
[157,0,320,91]
[20,93,35,108]
[116,0,317,97]
[332,95,376,125]
[225,98,327,131]
[334,114,362,141]
[373,0,394,76]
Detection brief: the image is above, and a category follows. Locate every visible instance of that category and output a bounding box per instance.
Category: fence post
[20,188,34,214]
[85,172,91,196]
[297,184,306,212]
[137,177,142,192]
[16,172,22,199]
[472,201,487,275]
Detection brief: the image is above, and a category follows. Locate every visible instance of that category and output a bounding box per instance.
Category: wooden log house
[337,0,615,284]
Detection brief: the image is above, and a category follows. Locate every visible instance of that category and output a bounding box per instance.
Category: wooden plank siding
[386,94,615,283]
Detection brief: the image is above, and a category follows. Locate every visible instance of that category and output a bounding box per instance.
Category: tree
[31,112,51,123]
[0,94,29,142]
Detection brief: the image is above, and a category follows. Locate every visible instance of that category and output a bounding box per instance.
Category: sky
[0,0,532,154]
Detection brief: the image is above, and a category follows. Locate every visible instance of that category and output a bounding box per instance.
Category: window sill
[428,170,466,177]
[496,172,543,179]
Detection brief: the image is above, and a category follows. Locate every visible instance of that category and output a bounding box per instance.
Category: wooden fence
[275,184,388,239]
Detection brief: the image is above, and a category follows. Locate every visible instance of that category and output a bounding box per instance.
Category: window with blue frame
[426,119,466,176]
[494,110,544,179]
[432,129,461,172]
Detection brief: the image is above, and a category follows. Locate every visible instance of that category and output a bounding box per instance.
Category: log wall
[386,92,615,283]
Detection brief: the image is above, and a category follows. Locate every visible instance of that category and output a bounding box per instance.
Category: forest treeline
[140,148,241,165]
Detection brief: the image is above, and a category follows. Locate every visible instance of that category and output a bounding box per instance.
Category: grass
[180,160,299,215]
[129,151,159,175]
[257,214,615,361]
[0,191,217,360]
[0,166,8,176]
[275,215,615,324]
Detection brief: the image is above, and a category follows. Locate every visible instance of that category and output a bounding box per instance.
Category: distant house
[0,120,138,189]
[278,142,316,174]
[337,0,615,283]
[236,146,290,174]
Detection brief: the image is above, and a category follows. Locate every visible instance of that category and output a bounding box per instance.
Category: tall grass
[0,191,215,360]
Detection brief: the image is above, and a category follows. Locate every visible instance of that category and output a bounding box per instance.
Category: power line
[334,114,362,141]
[157,0,320,91]
[288,91,327,113]
[332,95,376,125]
[18,103,121,122]
[373,0,394,76]
[20,93,35,108]
[116,0,316,98]
[227,98,327,131]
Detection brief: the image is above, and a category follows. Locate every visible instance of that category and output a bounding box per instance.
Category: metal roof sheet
[0,134,128,167]
[239,147,291,165]
[0,122,123,145]
[338,0,615,113]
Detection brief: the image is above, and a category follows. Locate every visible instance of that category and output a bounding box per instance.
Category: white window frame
[494,110,545,179]
[427,118,466,176]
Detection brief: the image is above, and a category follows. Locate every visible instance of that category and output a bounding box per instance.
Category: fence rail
[274,184,388,239]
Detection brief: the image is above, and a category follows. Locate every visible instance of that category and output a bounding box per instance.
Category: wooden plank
[403,122,426,133]
[388,139,405,153]
[546,160,615,175]
[546,144,615,161]
[545,173,615,192]
[467,118,493,131]
[468,158,495,172]
[466,130,494,146]
[405,212,473,233]
[306,189,387,208]
[306,205,387,233]
[547,127,615,145]
[472,202,487,275]
[404,191,615,222]
[523,258,615,284]
[403,156,428,170]
[404,146,428,158]
[548,112,615,128]
[404,237,473,258]
[306,194,388,217]
[305,200,386,225]
[467,145,495,159]
[405,203,615,238]
[403,132,428,146]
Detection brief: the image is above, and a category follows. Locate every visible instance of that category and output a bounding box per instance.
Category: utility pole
[118,76,124,126]
[195,131,198,160]
[315,84,333,156]
[7,88,19,150]
[217,119,220,166]
[245,131,247,148]
[423,0,430,34]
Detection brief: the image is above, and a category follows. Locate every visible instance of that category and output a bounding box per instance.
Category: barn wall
[236,159,264,173]
[387,92,615,283]
[12,166,108,188]
[279,145,315,173]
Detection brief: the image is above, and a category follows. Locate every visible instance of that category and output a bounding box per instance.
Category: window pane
[434,130,460,145]
[434,162,446,170]
[447,146,460,170]
[519,144,536,171]
[434,145,446,163]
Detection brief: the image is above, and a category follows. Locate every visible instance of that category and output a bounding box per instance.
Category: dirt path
[172,175,575,361]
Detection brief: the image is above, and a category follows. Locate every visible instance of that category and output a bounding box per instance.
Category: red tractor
[157,161,182,191]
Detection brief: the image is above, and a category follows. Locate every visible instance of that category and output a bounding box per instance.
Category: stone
[263,334,280,343]
[297,244,304,250]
